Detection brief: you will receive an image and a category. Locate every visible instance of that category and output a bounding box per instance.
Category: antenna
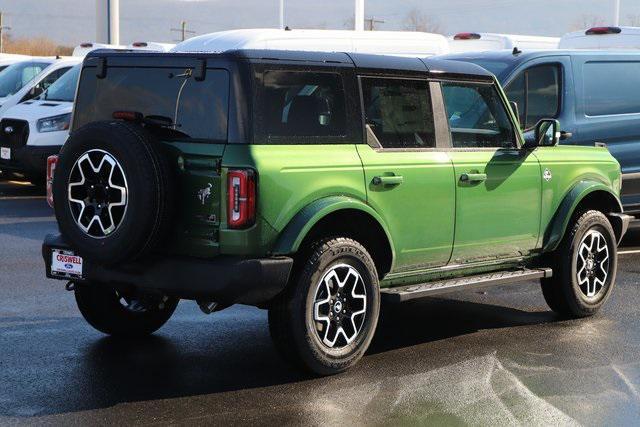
[171,21,196,42]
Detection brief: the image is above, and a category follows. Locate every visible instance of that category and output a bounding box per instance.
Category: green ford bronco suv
[43,49,630,375]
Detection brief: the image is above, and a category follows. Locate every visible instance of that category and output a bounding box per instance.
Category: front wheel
[541,210,617,318]
[75,283,178,336]
[269,237,380,375]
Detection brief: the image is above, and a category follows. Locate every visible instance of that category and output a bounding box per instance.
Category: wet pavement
[1,180,640,425]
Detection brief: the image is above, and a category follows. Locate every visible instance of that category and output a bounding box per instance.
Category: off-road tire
[75,283,178,336]
[268,237,380,376]
[541,210,617,318]
[53,120,175,265]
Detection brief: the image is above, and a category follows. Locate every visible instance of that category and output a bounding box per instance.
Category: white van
[127,42,176,52]
[172,28,450,57]
[448,32,559,53]
[0,56,81,116]
[559,26,640,49]
[72,42,125,57]
[0,59,81,183]
[0,63,80,179]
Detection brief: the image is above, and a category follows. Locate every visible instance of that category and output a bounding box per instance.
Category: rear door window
[74,67,229,142]
[360,77,435,149]
[442,81,516,149]
[505,64,560,129]
[584,61,640,116]
[262,71,347,140]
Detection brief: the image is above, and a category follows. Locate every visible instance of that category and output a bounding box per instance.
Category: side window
[504,64,561,129]
[21,65,44,86]
[526,65,560,128]
[360,77,435,149]
[505,73,525,125]
[584,61,640,116]
[441,82,516,149]
[37,67,71,92]
[22,67,71,102]
[262,71,346,140]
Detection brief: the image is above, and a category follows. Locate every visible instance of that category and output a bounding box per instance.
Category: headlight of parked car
[37,113,71,133]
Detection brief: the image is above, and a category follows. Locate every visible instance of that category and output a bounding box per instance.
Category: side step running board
[381,268,553,303]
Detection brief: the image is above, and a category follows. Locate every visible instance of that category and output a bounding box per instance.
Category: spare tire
[53,120,175,265]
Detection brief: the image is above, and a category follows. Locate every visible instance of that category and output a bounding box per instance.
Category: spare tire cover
[52,120,175,265]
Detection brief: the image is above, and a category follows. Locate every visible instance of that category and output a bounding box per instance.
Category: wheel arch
[543,181,624,252]
[272,196,396,278]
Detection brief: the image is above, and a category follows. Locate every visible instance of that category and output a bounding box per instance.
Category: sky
[0,0,639,46]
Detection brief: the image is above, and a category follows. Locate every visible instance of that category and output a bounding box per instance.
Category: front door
[357,77,455,272]
[439,80,542,264]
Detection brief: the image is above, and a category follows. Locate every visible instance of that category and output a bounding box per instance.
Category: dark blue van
[440,49,640,215]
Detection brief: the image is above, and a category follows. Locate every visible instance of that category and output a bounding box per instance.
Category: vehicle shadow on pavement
[370,293,556,355]
[0,291,561,419]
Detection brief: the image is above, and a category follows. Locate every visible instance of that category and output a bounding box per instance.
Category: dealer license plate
[51,249,83,278]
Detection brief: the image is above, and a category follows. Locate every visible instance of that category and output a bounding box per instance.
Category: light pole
[279,0,284,29]
[96,0,120,45]
[613,0,620,26]
[355,0,364,31]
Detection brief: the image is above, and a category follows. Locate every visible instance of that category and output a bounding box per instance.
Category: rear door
[439,80,542,264]
[73,56,232,257]
[357,77,455,272]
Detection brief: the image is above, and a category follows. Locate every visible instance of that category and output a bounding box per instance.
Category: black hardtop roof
[85,48,494,81]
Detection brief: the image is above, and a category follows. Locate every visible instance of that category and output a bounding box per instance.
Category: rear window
[584,61,640,116]
[74,66,229,142]
[262,71,347,141]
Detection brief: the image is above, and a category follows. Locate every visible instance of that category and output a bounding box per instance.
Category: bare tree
[627,14,640,26]
[570,14,606,31]
[403,8,442,33]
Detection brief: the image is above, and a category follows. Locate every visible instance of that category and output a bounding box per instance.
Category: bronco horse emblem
[197,183,213,205]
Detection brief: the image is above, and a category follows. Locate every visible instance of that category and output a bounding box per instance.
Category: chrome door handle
[372,175,404,186]
[460,173,487,183]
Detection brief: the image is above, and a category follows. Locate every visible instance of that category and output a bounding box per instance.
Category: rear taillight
[227,169,256,229]
[454,32,481,40]
[46,155,58,208]
[586,26,622,35]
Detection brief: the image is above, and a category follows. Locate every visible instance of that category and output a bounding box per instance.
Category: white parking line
[619,249,640,255]
[0,196,46,200]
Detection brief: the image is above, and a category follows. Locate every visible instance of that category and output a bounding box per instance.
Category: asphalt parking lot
[1,179,640,426]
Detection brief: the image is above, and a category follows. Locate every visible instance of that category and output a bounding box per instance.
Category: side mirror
[527,119,561,149]
[26,85,44,100]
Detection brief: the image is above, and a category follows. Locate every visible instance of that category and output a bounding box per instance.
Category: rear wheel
[75,283,178,336]
[269,237,380,375]
[541,210,617,318]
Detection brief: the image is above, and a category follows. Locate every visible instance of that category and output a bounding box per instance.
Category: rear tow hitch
[197,301,229,314]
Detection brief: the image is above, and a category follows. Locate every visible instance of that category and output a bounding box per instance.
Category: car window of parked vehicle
[505,64,560,130]
[360,77,435,149]
[584,61,640,116]
[35,67,72,93]
[262,71,346,140]
[442,81,516,149]
[74,67,229,142]
[0,61,49,97]
[42,65,81,102]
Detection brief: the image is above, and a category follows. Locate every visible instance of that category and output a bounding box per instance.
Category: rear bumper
[42,234,293,306]
[0,145,60,176]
